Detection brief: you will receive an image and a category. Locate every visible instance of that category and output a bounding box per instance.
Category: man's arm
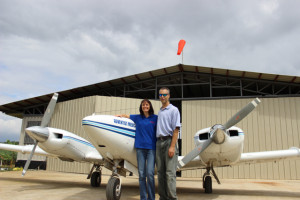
[168,127,179,158]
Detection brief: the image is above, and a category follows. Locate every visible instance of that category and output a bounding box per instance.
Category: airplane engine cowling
[193,127,211,147]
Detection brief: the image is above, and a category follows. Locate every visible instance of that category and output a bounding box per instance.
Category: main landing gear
[202,164,220,193]
[87,164,102,187]
[106,160,122,200]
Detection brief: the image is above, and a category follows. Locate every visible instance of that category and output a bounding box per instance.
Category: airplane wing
[0,143,105,163]
[0,143,51,157]
[237,147,300,165]
[83,151,104,163]
[177,147,300,171]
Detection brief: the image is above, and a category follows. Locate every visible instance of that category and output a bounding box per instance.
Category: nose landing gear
[202,164,220,193]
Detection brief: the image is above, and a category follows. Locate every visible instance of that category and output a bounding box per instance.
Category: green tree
[0,141,18,166]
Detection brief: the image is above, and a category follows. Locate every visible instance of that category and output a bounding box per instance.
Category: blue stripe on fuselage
[82,120,136,138]
[63,135,95,148]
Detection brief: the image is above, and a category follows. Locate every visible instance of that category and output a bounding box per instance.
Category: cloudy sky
[1,0,300,142]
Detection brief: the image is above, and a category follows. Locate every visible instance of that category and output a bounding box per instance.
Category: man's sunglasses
[159,94,168,97]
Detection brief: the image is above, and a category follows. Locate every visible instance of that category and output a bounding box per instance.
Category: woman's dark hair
[139,99,154,116]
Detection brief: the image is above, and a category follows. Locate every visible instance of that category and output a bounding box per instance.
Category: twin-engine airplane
[1,93,300,200]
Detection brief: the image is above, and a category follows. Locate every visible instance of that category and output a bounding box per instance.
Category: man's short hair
[159,87,170,94]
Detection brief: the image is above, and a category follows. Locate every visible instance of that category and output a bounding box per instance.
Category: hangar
[1,64,300,180]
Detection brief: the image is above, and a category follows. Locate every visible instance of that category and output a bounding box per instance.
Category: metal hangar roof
[1,64,300,118]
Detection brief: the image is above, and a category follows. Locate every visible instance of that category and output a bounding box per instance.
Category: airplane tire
[204,176,212,193]
[106,177,122,200]
[91,171,101,187]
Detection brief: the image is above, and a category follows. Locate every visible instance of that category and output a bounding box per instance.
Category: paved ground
[0,170,300,200]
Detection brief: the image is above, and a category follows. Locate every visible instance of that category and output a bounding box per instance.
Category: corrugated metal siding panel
[17,116,46,161]
[47,96,96,174]
[181,97,300,180]
[95,96,160,115]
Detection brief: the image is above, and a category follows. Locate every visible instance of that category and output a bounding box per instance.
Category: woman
[116,99,157,200]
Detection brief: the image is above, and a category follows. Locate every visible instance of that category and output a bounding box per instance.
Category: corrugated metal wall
[47,95,160,175]
[94,96,161,115]
[181,97,300,180]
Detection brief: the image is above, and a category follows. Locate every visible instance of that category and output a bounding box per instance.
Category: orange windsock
[177,39,186,55]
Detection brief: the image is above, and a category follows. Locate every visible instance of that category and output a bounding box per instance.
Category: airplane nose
[25,126,49,142]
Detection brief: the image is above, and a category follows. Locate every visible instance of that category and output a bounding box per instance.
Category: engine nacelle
[194,126,244,147]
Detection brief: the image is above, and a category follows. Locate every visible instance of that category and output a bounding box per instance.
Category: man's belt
[157,136,172,140]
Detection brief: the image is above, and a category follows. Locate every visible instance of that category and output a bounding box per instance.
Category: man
[156,87,181,200]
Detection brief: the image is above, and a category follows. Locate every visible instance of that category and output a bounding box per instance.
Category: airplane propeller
[22,93,58,176]
[178,98,261,169]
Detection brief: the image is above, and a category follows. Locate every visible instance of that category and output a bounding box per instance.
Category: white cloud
[0,112,22,142]
[260,0,279,15]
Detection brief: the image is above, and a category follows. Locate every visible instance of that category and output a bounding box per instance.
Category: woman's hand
[115,114,129,118]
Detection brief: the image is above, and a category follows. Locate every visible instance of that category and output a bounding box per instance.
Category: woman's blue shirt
[130,114,158,150]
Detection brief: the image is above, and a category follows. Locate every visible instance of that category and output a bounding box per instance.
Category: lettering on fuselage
[114,119,135,128]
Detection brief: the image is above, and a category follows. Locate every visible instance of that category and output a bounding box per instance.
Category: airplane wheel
[91,171,101,187]
[106,177,122,200]
[204,176,212,193]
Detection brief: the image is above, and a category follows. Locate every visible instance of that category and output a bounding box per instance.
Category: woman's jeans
[136,148,156,200]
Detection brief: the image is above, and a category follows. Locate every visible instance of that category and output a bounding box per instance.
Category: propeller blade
[178,138,213,169]
[41,93,58,127]
[223,98,261,130]
[22,142,38,176]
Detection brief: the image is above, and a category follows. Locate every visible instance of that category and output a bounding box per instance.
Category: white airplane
[0,93,106,187]
[82,97,300,199]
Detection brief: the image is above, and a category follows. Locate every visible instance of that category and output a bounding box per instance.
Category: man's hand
[168,146,175,158]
